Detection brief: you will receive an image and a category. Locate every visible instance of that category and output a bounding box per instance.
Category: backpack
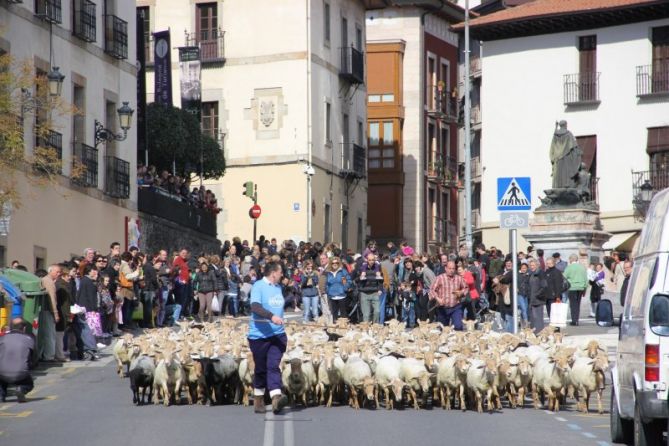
[561,276,571,293]
[596,299,614,327]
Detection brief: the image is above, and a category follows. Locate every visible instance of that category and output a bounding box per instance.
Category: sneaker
[254,397,266,414]
[271,394,288,414]
[96,343,106,349]
[589,313,596,318]
[15,389,26,403]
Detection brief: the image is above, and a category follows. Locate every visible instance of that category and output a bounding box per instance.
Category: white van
[611,188,669,445]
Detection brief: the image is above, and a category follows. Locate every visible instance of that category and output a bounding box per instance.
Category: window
[357,120,363,146]
[73,0,96,43]
[72,84,85,144]
[578,35,597,101]
[137,6,151,62]
[202,102,219,139]
[368,120,395,169]
[427,55,436,107]
[652,26,669,93]
[427,122,436,166]
[34,246,46,272]
[368,93,394,103]
[0,245,5,268]
[324,2,330,44]
[356,26,362,51]
[342,113,350,168]
[357,217,363,253]
[324,203,331,242]
[341,17,348,48]
[648,126,669,171]
[341,208,349,250]
[368,94,381,103]
[440,127,449,158]
[105,100,117,155]
[325,102,331,145]
[197,3,218,42]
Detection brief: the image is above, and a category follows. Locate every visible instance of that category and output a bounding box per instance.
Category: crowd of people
[137,164,221,214]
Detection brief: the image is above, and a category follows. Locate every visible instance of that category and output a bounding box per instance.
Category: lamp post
[46,67,65,97]
[640,179,653,203]
[94,102,134,148]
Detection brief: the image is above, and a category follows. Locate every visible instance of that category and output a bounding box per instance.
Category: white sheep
[532,354,571,412]
[465,357,499,413]
[436,355,469,410]
[238,351,255,407]
[153,350,184,406]
[317,349,344,408]
[374,355,407,410]
[569,354,609,414]
[399,357,434,410]
[112,336,138,377]
[342,357,377,410]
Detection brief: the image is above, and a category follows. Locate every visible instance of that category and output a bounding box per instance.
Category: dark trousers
[569,290,584,324]
[530,305,544,332]
[545,299,556,317]
[0,375,34,401]
[142,291,155,328]
[328,298,348,320]
[248,334,287,392]
[416,292,429,321]
[73,314,97,357]
[175,282,192,317]
[437,305,464,330]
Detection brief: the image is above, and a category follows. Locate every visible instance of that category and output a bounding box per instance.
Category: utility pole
[464,0,473,257]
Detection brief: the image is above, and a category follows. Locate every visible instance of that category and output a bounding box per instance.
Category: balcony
[73,0,96,42]
[34,0,61,24]
[427,155,458,187]
[34,129,62,174]
[471,208,481,230]
[340,46,364,84]
[104,15,128,60]
[138,187,217,237]
[632,170,669,219]
[104,156,129,199]
[341,143,366,179]
[471,156,482,180]
[470,56,482,78]
[427,85,457,121]
[429,216,446,243]
[185,28,225,63]
[564,72,600,105]
[636,64,669,97]
[71,142,98,188]
[471,104,482,126]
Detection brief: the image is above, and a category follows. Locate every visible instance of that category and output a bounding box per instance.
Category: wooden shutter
[652,26,669,92]
[647,126,669,155]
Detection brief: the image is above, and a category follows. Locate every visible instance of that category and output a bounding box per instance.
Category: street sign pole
[511,228,518,335]
[253,184,258,244]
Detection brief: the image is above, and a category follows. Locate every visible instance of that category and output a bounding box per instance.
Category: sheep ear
[477,365,485,369]
[597,347,605,352]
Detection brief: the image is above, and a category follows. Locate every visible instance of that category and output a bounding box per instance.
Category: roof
[452,0,669,40]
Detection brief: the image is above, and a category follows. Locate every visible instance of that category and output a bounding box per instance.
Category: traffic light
[243,181,254,198]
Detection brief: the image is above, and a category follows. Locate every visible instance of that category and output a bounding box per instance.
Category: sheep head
[362,376,376,400]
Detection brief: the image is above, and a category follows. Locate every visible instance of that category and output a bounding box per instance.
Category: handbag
[118,271,133,289]
[549,301,569,327]
[131,301,144,320]
[211,295,221,313]
[561,276,571,293]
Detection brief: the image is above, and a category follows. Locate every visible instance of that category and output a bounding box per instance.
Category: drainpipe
[306,0,313,242]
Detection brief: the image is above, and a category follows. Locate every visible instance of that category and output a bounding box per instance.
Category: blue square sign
[497,177,531,211]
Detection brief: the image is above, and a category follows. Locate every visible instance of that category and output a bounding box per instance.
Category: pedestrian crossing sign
[497,177,531,211]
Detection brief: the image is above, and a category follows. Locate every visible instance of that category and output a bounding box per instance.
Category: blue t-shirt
[248,277,285,340]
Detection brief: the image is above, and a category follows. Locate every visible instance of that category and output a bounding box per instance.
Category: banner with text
[178,46,201,122]
[153,30,172,106]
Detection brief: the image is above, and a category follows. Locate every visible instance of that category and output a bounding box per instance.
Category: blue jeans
[165,304,181,326]
[503,313,514,332]
[302,295,319,322]
[561,291,569,304]
[437,305,464,330]
[157,287,168,326]
[379,290,387,324]
[402,301,416,328]
[517,294,529,321]
[227,293,239,317]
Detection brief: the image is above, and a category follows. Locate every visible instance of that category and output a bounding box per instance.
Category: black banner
[153,30,172,106]
[178,46,201,122]
[136,10,147,164]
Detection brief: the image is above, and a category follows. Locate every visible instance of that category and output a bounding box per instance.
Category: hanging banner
[178,46,201,122]
[153,30,172,106]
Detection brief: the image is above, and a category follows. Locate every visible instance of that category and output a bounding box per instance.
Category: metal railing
[104,15,128,60]
[637,63,669,96]
[471,104,482,125]
[340,46,364,84]
[34,129,62,174]
[72,142,98,187]
[632,170,669,219]
[34,0,61,23]
[341,143,366,178]
[564,72,600,104]
[138,187,217,237]
[471,156,482,179]
[427,155,458,187]
[427,85,457,119]
[184,28,225,62]
[73,0,96,42]
[104,155,129,198]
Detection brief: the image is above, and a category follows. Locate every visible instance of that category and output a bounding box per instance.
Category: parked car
[611,188,669,445]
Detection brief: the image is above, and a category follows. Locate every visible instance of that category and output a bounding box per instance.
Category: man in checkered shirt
[428,260,468,330]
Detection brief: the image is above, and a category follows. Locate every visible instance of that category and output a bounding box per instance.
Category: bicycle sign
[500,212,529,229]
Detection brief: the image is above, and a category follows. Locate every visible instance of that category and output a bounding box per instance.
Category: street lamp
[46,67,65,97]
[640,179,654,203]
[94,102,134,148]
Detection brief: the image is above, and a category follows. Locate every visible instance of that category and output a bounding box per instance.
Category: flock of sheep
[112,318,609,414]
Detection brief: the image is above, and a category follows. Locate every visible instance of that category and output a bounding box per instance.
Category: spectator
[527,259,548,332]
[428,260,468,331]
[325,257,351,320]
[36,265,60,362]
[563,254,587,326]
[620,260,633,307]
[356,253,384,324]
[0,318,36,403]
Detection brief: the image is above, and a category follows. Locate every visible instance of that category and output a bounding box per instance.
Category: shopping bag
[211,295,221,313]
[550,301,568,327]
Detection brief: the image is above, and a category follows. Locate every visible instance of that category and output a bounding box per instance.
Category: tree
[146,102,226,180]
[0,53,80,214]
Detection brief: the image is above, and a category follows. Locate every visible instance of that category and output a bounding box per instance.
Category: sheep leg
[374,386,379,409]
[508,384,517,409]
[517,386,525,409]
[162,383,170,407]
[475,390,483,414]
[532,384,540,409]
[582,387,590,414]
[349,387,359,410]
[386,386,393,410]
[153,384,161,405]
[409,388,419,410]
[459,384,466,412]
[596,388,603,415]
[302,392,308,408]
[186,383,194,405]
[486,388,494,413]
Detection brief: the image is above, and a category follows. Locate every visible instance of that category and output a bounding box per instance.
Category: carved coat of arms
[259,100,275,127]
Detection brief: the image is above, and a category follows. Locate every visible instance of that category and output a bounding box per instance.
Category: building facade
[0,0,137,268]
[140,0,368,250]
[365,3,463,253]
[460,0,669,252]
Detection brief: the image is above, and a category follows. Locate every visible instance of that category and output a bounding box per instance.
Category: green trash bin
[1,268,46,330]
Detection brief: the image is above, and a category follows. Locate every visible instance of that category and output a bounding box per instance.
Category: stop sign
[249,204,262,219]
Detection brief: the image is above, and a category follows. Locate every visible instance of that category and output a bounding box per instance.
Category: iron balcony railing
[34,0,61,23]
[72,142,98,188]
[427,85,457,120]
[185,28,225,62]
[340,46,364,84]
[341,143,366,179]
[104,155,130,199]
[34,129,62,174]
[564,72,600,105]
[637,63,669,97]
[73,0,96,42]
[632,169,669,208]
[104,15,128,60]
[138,187,217,237]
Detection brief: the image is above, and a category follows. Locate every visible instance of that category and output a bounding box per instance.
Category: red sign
[249,204,262,219]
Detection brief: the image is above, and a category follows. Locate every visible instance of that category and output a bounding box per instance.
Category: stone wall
[139,213,221,256]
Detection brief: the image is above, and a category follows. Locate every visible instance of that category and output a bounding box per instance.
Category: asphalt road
[0,320,619,446]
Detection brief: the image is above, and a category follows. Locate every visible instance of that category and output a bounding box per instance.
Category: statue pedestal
[525,207,611,262]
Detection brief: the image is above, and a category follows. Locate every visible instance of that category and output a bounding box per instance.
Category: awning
[603,231,640,252]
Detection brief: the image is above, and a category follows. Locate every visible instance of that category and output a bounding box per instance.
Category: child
[98,274,114,337]
[239,276,253,316]
[399,281,416,328]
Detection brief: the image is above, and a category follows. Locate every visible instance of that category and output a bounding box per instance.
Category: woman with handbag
[118,252,140,330]
[194,262,217,322]
[494,259,515,332]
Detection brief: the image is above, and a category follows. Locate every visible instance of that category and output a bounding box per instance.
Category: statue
[550,120,582,189]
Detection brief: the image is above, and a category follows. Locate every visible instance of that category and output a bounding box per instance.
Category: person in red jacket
[458,262,479,320]
[172,249,191,318]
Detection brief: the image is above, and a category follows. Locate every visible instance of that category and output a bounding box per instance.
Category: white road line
[596,441,611,446]
[555,417,567,422]
[263,410,275,446]
[284,412,295,446]
[582,432,596,438]
[543,410,553,415]
[567,423,581,430]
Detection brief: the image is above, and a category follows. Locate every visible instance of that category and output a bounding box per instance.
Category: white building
[457,0,669,253]
[141,0,368,249]
[0,0,137,268]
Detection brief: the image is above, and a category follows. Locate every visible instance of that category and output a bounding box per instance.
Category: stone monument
[524,121,611,262]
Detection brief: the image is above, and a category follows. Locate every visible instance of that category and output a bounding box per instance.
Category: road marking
[575,413,606,418]
[592,425,609,429]
[263,409,275,446]
[284,412,294,446]
[543,410,553,415]
[596,442,611,446]
[555,417,567,422]
[582,432,596,438]
[0,410,32,418]
[0,404,13,411]
[567,424,581,430]
[45,395,58,400]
